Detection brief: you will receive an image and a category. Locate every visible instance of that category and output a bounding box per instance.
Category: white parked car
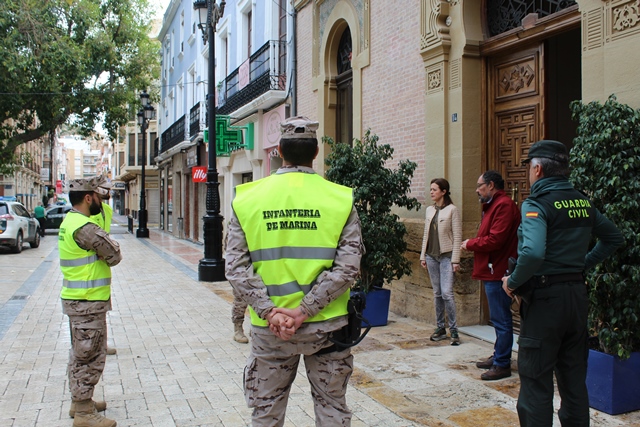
[0,201,41,253]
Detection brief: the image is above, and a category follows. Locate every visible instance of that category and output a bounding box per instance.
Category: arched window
[487,0,576,37]
[336,27,353,145]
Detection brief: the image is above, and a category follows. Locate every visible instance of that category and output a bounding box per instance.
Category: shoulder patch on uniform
[525,212,539,218]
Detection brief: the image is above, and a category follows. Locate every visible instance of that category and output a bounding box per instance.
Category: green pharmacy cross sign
[203,115,254,157]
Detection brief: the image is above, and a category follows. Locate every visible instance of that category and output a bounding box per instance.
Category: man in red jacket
[462,170,520,380]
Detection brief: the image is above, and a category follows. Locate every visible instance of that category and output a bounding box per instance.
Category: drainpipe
[291,5,297,116]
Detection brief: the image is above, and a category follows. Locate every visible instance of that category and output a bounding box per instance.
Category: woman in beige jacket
[420,178,462,345]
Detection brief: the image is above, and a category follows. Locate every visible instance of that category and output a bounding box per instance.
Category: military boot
[233,323,249,343]
[69,399,107,418]
[72,399,117,427]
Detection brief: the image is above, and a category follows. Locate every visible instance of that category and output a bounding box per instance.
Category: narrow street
[0,220,638,426]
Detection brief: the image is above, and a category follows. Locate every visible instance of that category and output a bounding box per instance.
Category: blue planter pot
[362,287,391,327]
[586,349,640,415]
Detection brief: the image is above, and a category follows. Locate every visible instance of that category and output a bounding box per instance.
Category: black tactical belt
[534,273,584,288]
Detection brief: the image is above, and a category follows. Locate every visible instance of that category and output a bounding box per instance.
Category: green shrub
[570,94,640,359]
[324,130,420,292]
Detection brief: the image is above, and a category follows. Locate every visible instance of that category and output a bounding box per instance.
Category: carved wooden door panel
[485,44,545,330]
[488,44,544,206]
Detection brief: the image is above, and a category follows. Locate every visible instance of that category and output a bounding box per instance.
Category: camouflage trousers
[66,312,108,401]
[245,330,353,427]
[231,287,248,324]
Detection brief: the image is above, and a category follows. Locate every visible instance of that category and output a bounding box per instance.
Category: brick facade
[362,0,426,207]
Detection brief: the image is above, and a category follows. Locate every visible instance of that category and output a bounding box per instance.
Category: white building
[155,0,293,242]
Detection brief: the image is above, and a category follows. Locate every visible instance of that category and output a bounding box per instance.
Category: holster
[512,279,534,305]
[315,291,372,355]
[507,257,533,305]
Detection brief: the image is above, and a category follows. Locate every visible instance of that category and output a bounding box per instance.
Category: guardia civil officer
[225,116,364,426]
[60,177,122,427]
[502,140,624,427]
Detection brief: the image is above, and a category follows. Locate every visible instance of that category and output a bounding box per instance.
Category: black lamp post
[136,91,155,238]
[194,0,226,282]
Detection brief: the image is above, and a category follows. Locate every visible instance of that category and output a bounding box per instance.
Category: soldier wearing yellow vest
[226,116,363,427]
[59,177,122,427]
[91,176,113,233]
[90,176,117,359]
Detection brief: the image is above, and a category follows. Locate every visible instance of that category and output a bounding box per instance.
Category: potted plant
[324,130,420,326]
[569,94,640,415]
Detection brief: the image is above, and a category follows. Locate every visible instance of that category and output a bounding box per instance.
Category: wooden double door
[487,44,543,206]
[486,27,581,207]
[484,27,581,328]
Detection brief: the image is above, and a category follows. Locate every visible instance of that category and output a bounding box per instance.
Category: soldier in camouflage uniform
[226,116,363,427]
[60,177,122,427]
[90,177,118,357]
[231,291,249,343]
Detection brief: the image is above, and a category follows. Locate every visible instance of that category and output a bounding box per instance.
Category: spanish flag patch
[525,212,539,218]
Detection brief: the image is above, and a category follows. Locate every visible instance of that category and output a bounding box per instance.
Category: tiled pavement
[0,218,639,426]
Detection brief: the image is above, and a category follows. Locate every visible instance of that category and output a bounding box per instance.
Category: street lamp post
[193,0,226,282]
[194,0,226,282]
[136,91,154,238]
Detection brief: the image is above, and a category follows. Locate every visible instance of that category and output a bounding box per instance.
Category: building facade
[0,119,50,211]
[112,116,160,223]
[157,0,293,241]
[294,0,640,327]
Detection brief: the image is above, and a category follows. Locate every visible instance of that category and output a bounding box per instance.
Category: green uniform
[34,205,45,218]
[507,176,623,426]
[34,205,46,236]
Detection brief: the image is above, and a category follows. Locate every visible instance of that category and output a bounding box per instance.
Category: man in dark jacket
[503,140,623,426]
[462,170,520,380]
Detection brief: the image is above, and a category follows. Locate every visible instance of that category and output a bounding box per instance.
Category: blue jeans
[425,255,458,330]
[484,280,513,367]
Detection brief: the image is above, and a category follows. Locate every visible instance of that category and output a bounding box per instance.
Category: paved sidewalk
[0,223,638,426]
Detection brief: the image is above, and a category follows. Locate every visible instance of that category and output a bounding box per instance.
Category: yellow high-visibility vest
[92,202,113,233]
[59,211,111,301]
[232,171,353,327]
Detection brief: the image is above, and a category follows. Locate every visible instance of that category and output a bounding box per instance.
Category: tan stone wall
[579,0,640,108]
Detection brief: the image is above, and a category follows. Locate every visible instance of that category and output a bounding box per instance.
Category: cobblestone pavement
[0,220,638,426]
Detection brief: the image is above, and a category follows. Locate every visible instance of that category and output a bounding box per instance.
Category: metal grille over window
[487,0,577,37]
[337,27,352,75]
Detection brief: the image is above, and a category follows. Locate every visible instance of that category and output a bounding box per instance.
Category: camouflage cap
[522,140,569,165]
[280,116,319,140]
[66,176,109,195]
[97,175,112,190]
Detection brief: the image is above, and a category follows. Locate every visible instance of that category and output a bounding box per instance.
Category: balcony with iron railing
[152,137,159,165]
[160,114,186,154]
[217,40,286,116]
[189,102,201,140]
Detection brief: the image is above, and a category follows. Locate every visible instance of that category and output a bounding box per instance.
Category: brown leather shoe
[481,365,511,381]
[476,355,494,369]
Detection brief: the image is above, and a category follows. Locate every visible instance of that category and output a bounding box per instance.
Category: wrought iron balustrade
[487,0,576,37]
[160,114,186,154]
[216,40,286,116]
[152,137,159,165]
[189,102,201,139]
